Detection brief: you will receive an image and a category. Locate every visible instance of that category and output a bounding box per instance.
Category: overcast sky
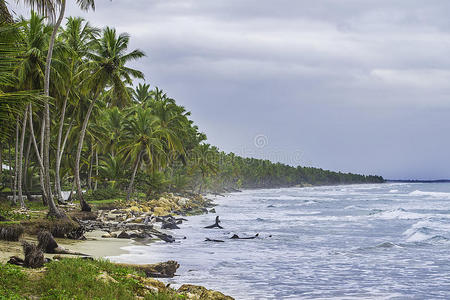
[10,0,450,180]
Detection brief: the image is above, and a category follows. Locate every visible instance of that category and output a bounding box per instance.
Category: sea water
[110,183,450,299]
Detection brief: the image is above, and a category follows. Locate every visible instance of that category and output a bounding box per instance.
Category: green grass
[0,264,26,299]
[0,258,184,299]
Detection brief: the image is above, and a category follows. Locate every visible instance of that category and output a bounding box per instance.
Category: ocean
[110,183,450,299]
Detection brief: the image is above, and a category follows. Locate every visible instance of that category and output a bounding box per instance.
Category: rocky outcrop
[178,284,235,300]
[116,260,180,278]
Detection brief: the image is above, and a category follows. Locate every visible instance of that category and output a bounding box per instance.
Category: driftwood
[116,260,180,278]
[37,230,89,256]
[230,233,259,240]
[204,216,223,229]
[205,238,224,243]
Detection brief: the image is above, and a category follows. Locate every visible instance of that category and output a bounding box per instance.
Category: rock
[153,207,170,216]
[101,232,112,238]
[129,231,148,239]
[209,208,216,213]
[127,274,167,294]
[129,206,141,213]
[117,231,130,239]
[117,260,180,278]
[96,272,118,284]
[161,221,180,230]
[178,284,234,300]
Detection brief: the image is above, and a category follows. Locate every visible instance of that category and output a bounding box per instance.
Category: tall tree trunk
[75,98,96,212]
[94,149,98,191]
[13,116,19,204]
[67,180,75,202]
[126,152,142,201]
[28,104,46,204]
[24,136,34,201]
[87,141,94,191]
[0,0,13,24]
[55,91,70,203]
[42,0,66,218]
[55,118,73,203]
[40,115,48,205]
[8,140,12,192]
[0,141,3,186]
[17,106,28,208]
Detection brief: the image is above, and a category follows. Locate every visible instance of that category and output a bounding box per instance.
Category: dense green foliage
[0,10,384,214]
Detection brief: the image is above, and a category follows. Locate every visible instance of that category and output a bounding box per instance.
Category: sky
[9,0,450,180]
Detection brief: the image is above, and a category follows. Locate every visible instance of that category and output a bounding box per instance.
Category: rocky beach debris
[76,193,215,244]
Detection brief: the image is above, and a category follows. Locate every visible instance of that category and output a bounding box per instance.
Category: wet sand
[0,230,133,263]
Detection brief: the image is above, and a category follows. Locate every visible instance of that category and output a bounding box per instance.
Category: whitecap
[409,190,450,199]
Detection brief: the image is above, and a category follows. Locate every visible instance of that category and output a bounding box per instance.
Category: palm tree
[16,0,95,217]
[74,27,144,211]
[53,17,98,203]
[190,143,219,194]
[120,107,166,201]
[132,83,152,103]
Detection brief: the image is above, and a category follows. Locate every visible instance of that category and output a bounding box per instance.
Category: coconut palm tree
[132,83,152,103]
[53,17,98,203]
[190,143,219,194]
[74,27,144,211]
[16,0,95,216]
[120,107,166,201]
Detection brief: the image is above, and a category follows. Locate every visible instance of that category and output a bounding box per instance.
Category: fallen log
[205,238,224,243]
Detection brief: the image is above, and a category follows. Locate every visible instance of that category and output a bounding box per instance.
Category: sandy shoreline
[0,230,134,263]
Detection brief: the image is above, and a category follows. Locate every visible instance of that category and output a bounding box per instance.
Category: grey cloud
[10,0,450,179]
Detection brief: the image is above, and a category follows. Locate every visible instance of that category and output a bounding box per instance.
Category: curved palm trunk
[42,0,66,218]
[126,152,142,201]
[17,106,28,208]
[75,98,96,212]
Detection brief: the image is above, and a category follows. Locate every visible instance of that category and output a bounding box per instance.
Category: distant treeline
[194,153,385,192]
